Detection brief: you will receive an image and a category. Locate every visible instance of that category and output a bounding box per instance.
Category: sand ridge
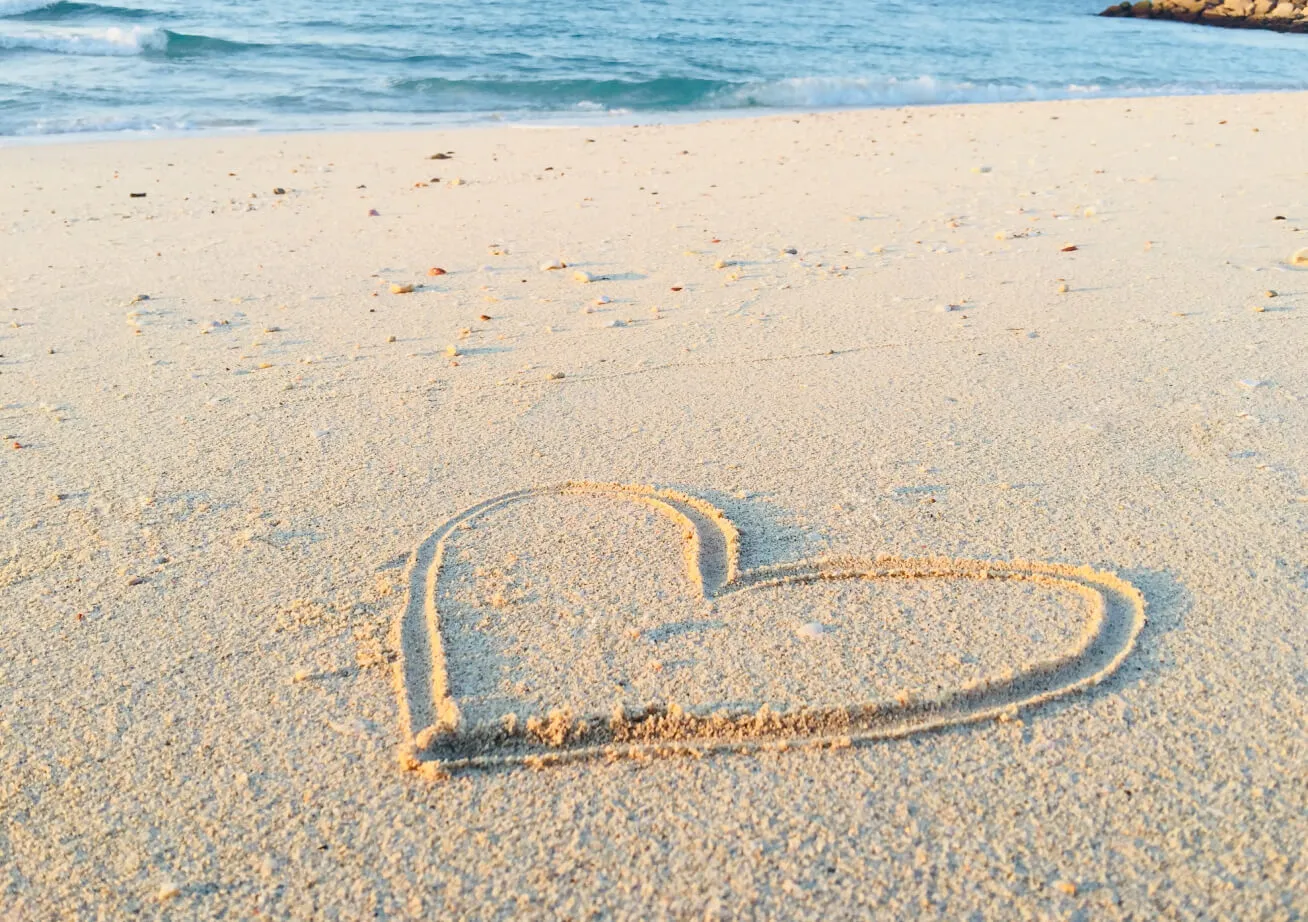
[395,482,1146,777]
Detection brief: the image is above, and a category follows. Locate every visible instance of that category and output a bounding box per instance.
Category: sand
[399,482,1144,774]
[1,93,1306,919]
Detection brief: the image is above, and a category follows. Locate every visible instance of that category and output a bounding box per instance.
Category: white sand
[1,93,1306,918]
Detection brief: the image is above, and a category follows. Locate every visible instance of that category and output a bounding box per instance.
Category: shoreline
[4,85,1308,149]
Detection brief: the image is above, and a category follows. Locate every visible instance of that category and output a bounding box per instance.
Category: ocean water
[1,0,1306,139]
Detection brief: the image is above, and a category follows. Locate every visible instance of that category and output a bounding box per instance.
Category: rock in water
[1099,0,1308,32]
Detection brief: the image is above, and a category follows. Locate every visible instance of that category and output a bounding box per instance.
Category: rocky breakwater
[1100,0,1308,31]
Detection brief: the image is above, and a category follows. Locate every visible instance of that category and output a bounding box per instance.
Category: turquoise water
[1,0,1306,138]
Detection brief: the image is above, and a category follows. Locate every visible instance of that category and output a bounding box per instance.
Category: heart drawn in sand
[394,482,1145,777]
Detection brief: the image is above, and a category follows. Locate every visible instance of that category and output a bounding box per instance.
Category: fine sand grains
[1,92,1305,920]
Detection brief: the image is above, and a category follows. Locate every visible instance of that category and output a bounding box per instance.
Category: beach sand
[1,93,1305,919]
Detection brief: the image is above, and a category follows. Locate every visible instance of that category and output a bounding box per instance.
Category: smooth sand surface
[2,93,1306,919]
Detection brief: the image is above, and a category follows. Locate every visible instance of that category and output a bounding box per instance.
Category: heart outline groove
[394,481,1146,777]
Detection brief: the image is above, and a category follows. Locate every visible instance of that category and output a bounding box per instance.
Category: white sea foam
[0,24,167,55]
[713,76,1104,110]
[9,113,190,137]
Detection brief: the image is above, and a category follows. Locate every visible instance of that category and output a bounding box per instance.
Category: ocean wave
[0,25,253,56]
[0,0,54,14]
[2,111,266,137]
[0,24,163,53]
[707,76,1104,109]
[162,30,257,56]
[387,74,1118,114]
[3,1,161,21]
[10,113,189,135]
[391,76,728,111]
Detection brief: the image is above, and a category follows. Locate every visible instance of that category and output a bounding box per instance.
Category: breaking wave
[0,24,255,56]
